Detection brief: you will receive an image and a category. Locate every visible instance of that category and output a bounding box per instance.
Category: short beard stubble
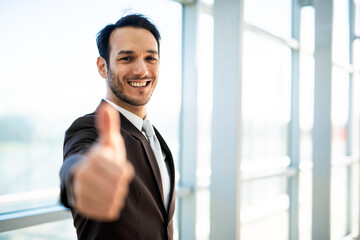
[107,68,155,107]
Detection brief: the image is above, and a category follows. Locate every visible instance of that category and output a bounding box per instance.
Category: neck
[107,97,147,119]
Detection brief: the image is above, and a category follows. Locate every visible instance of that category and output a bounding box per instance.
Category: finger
[73,162,128,220]
[96,102,121,148]
[73,165,111,203]
[119,161,135,183]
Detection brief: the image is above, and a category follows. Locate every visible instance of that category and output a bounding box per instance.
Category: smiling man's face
[101,27,159,115]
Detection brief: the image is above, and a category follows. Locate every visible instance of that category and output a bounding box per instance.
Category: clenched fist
[71,102,134,221]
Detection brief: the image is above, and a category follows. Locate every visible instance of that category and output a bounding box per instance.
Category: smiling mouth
[128,81,151,88]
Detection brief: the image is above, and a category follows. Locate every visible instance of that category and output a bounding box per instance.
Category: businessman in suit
[59,14,175,239]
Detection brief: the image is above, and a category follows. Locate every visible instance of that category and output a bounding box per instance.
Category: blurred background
[0,0,359,239]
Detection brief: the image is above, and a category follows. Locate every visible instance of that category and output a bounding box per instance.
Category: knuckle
[104,207,118,220]
[123,162,135,180]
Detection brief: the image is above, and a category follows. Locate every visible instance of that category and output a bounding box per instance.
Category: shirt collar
[103,98,144,132]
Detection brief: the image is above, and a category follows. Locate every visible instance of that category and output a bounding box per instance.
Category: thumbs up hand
[71,102,134,221]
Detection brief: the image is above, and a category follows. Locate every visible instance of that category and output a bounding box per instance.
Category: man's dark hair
[96,14,161,65]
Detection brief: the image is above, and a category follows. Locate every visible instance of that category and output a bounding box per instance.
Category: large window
[240,0,292,239]
[2,1,360,239]
[0,0,182,238]
[331,0,359,238]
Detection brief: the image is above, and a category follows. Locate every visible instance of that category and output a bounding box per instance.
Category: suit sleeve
[59,114,98,208]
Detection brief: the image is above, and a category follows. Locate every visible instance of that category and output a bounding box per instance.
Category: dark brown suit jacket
[60,103,175,240]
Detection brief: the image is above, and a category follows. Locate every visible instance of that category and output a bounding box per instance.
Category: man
[59,14,175,240]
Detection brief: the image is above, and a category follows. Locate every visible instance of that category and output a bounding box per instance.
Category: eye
[146,56,158,62]
[119,56,132,62]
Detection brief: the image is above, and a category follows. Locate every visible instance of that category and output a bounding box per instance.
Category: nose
[132,59,149,77]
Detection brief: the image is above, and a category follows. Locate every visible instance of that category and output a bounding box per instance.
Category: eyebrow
[117,50,134,55]
[147,50,158,55]
[117,50,158,55]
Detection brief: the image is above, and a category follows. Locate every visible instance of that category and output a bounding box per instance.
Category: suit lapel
[119,113,166,208]
[154,127,176,217]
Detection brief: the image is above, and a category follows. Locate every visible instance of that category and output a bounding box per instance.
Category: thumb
[96,102,121,148]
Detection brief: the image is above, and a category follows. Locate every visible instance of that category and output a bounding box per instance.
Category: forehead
[109,27,158,55]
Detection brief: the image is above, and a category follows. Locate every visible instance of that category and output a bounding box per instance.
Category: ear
[97,56,107,79]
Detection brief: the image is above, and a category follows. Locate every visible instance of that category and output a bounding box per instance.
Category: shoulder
[66,112,96,133]
[63,112,98,158]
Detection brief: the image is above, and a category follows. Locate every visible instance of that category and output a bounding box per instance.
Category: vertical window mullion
[288,1,302,239]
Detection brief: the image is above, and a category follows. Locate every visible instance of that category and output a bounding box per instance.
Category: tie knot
[142,119,155,137]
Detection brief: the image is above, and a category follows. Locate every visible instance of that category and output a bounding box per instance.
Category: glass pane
[351,40,360,236]
[242,31,291,161]
[196,12,213,240]
[196,189,210,240]
[244,0,291,39]
[0,0,182,213]
[331,67,349,158]
[351,40,360,158]
[300,6,315,52]
[354,39,360,67]
[332,0,350,64]
[241,176,289,240]
[298,170,312,240]
[241,210,289,240]
[201,0,214,4]
[299,52,314,163]
[353,73,360,157]
[299,6,315,165]
[331,166,349,239]
[298,7,315,240]
[351,163,359,233]
[197,12,214,179]
[355,1,360,36]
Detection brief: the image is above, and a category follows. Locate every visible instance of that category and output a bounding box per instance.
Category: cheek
[150,66,159,77]
[148,62,159,72]
[116,67,132,79]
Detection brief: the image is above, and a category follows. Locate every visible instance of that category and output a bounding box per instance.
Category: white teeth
[129,81,147,87]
